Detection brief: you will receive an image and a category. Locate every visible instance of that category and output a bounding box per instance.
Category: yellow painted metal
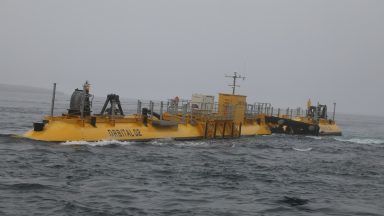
[218,93,247,124]
[23,113,272,142]
[24,116,198,142]
[241,122,271,136]
[318,119,342,135]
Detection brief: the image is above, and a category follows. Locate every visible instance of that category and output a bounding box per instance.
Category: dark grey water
[1,86,383,216]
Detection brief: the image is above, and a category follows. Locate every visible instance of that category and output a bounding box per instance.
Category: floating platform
[23,79,342,141]
[23,83,271,142]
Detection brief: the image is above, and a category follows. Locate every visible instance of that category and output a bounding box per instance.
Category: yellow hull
[318,122,342,136]
[23,116,271,142]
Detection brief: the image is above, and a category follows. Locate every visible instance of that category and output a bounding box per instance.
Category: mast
[225,72,246,95]
[333,102,336,121]
[50,83,57,117]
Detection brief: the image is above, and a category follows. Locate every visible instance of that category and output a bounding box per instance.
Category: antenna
[225,72,246,95]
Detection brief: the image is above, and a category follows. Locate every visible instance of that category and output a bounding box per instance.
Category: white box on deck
[191,94,215,112]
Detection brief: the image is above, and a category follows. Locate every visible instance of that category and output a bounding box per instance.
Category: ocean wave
[1,183,51,190]
[334,138,384,145]
[293,147,312,152]
[60,140,135,146]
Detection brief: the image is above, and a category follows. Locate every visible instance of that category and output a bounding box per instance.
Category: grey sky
[1,0,383,116]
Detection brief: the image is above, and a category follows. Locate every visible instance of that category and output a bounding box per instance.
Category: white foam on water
[293,147,313,152]
[174,141,208,147]
[147,138,175,146]
[334,138,384,145]
[61,140,134,146]
[60,138,209,147]
[306,136,322,140]
[147,140,167,146]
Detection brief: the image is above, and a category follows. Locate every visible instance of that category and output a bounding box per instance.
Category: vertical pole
[150,101,154,119]
[190,102,194,123]
[333,102,336,121]
[232,77,236,95]
[316,102,320,120]
[80,87,85,119]
[269,104,272,115]
[160,101,163,120]
[232,74,236,95]
[50,83,56,117]
[278,108,280,117]
[250,104,253,115]
[182,104,187,124]
[137,100,142,115]
[261,104,264,114]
